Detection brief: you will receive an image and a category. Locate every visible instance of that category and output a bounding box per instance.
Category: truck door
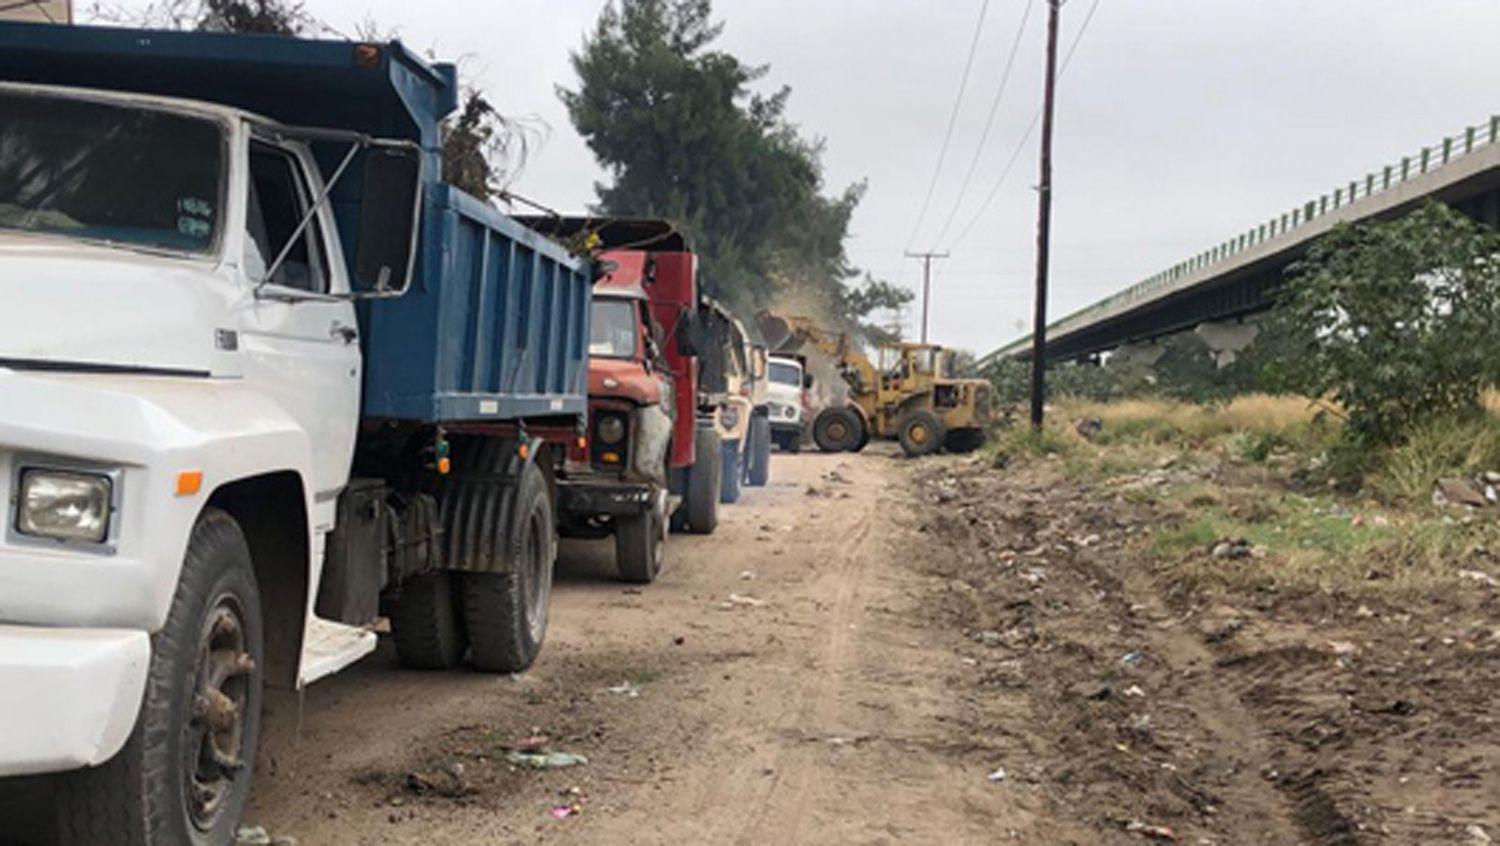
[235,138,362,513]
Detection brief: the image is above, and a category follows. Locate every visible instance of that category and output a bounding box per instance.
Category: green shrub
[1274,203,1500,445]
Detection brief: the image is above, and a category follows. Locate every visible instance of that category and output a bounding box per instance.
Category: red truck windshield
[590,297,639,359]
[0,91,224,254]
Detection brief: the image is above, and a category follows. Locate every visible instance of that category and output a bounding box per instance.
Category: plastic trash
[507,750,589,769]
[605,681,641,698]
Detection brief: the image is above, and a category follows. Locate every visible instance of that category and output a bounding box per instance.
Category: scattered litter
[1458,569,1499,588]
[720,593,765,610]
[1124,820,1179,842]
[605,681,641,698]
[971,629,1003,646]
[512,734,550,752]
[1210,538,1253,560]
[1466,823,1492,844]
[1075,417,1104,440]
[506,750,589,770]
[1121,650,1145,667]
[739,570,757,580]
[1123,685,1146,698]
[987,767,1007,782]
[550,804,581,819]
[1326,640,1360,656]
[1435,477,1489,508]
[236,827,271,846]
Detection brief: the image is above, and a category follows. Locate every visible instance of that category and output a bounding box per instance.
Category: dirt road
[9,444,1491,843]
[244,447,1021,844]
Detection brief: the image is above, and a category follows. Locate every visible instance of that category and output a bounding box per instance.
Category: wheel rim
[184,596,254,832]
[910,423,930,445]
[826,420,848,442]
[523,504,552,644]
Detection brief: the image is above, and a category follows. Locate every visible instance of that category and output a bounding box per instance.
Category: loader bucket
[755,311,797,352]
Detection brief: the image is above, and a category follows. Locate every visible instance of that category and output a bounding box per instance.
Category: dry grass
[1056,394,1323,443]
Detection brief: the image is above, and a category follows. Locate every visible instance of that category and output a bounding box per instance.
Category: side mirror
[352,146,423,297]
[802,373,814,389]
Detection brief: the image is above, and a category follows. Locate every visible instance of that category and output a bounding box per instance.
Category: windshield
[769,361,801,386]
[0,92,224,253]
[590,297,639,359]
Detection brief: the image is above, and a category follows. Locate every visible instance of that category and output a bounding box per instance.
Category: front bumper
[557,478,656,517]
[0,625,149,776]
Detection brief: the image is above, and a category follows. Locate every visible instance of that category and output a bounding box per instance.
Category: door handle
[330,321,359,344]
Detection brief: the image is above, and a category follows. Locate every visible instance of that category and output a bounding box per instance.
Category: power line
[947,0,1103,251]
[902,0,993,252]
[927,0,1037,248]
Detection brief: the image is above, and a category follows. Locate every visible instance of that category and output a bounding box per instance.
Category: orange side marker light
[176,471,204,497]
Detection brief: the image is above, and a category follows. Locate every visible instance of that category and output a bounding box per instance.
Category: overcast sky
[93,1,1500,353]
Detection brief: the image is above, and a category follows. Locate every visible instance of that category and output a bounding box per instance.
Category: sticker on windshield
[176,197,214,241]
[178,197,214,219]
[178,215,213,239]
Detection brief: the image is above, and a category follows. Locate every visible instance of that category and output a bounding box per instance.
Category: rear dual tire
[391,461,555,673]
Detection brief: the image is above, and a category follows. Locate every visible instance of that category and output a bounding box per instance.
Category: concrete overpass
[985,113,1500,364]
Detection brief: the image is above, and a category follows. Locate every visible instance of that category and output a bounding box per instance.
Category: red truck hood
[588,357,663,405]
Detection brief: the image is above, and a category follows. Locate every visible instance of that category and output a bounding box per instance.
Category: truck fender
[435,435,549,575]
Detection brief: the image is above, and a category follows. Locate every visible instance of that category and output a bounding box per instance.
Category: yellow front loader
[755,313,991,457]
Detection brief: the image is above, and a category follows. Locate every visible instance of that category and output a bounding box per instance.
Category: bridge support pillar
[1193,320,1259,368]
[1107,341,1166,370]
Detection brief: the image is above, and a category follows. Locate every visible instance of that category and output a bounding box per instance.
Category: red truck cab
[526,219,723,583]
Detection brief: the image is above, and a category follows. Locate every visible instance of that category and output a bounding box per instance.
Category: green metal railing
[1004,112,1500,354]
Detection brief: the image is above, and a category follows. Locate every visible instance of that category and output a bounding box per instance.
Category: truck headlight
[597,414,627,445]
[15,469,113,543]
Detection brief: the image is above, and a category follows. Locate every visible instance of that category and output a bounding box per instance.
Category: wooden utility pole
[905,250,949,343]
[1029,0,1062,430]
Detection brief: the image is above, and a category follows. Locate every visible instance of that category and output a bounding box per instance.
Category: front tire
[615,492,667,584]
[746,416,771,486]
[461,461,556,673]
[813,407,862,452]
[678,425,721,534]
[720,439,743,504]
[898,408,946,457]
[56,509,264,846]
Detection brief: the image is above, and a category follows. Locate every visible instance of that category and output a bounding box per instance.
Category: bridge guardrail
[997,113,1500,358]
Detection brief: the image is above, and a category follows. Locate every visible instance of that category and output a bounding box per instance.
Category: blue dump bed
[0,22,590,423]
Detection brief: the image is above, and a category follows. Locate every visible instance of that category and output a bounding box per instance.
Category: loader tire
[813,407,862,452]
[461,461,555,672]
[56,509,264,846]
[746,415,771,486]
[391,571,467,670]
[897,409,946,457]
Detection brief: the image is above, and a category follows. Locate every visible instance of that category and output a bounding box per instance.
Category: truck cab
[767,355,810,452]
[523,217,725,583]
[0,25,591,845]
[556,259,676,582]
